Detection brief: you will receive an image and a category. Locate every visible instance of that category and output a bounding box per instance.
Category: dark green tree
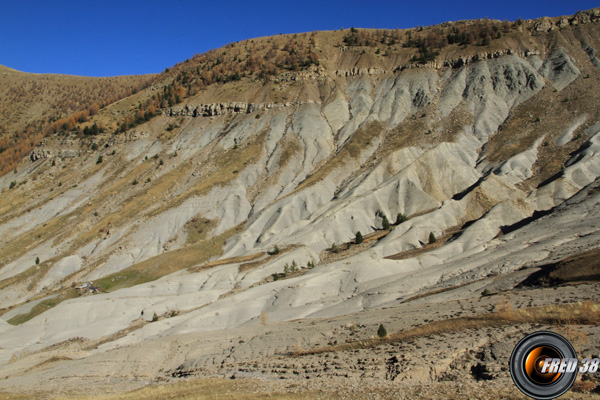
[428,232,437,244]
[377,324,388,338]
[395,213,407,224]
[382,215,391,230]
[355,231,364,244]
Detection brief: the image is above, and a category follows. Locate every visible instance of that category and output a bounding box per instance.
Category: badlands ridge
[0,8,600,398]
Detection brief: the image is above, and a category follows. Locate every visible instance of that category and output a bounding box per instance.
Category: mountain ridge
[0,7,600,398]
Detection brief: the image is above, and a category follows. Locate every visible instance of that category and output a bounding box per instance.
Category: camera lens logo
[510,331,578,399]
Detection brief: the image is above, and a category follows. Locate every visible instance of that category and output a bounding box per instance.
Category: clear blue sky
[1,0,597,77]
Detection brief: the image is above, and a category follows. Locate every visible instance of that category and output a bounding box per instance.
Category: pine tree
[382,215,391,230]
[428,232,437,244]
[377,324,388,338]
[355,231,364,244]
[395,213,407,225]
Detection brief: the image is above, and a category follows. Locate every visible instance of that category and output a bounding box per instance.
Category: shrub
[91,143,98,151]
[96,155,103,164]
[9,181,16,189]
[291,260,298,273]
[428,232,437,244]
[355,231,364,244]
[132,179,138,185]
[395,213,407,224]
[331,242,339,253]
[382,215,391,230]
[377,324,388,338]
[35,257,40,265]
[272,245,280,255]
[283,263,290,276]
[481,289,492,297]
[152,312,159,322]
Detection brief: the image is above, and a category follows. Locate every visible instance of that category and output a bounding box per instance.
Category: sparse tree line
[266,209,437,280]
[0,76,153,176]
[341,18,511,64]
[0,19,520,177]
[328,210,436,254]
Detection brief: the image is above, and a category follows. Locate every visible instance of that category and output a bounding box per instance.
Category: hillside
[0,67,155,175]
[0,8,600,399]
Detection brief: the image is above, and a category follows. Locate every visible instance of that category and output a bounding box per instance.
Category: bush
[377,324,388,338]
[35,257,40,265]
[355,231,364,244]
[395,213,407,225]
[428,232,437,244]
[481,289,492,297]
[331,243,339,253]
[382,215,391,230]
[96,155,103,164]
[132,179,138,185]
[91,143,98,151]
[290,260,298,273]
[283,263,290,276]
[9,181,16,189]
[152,312,159,322]
[271,245,280,255]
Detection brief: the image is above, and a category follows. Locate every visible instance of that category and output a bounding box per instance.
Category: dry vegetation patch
[296,301,599,356]
[52,378,316,400]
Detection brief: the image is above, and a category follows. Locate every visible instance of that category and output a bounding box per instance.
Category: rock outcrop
[165,101,308,117]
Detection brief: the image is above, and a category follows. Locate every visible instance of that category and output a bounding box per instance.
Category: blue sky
[1,0,598,77]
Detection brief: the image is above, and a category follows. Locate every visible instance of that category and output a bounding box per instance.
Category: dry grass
[7,288,79,325]
[93,224,243,293]
[295,301,600,356]
[385,224,462,261]
[260,310,269,326]
[183,216,219,244]
[51,378,316,400]
[189,251,266,273]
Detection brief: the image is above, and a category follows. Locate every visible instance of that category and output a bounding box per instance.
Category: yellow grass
[51,378,316,400]
[93,224,242,293]
[296,301,600,356]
